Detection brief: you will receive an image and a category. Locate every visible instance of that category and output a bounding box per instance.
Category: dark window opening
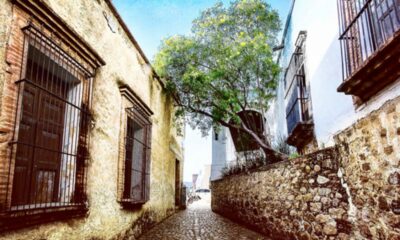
[175,160,180,206]
[122,107,152,204]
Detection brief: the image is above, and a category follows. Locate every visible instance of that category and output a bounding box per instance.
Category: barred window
[118,86,152,205]
[8,25,93,211]
[122,107,152,204]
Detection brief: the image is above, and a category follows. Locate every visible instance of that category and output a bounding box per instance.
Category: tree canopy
[154,0,285,160]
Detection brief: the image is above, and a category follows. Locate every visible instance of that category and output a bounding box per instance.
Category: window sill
[119,199,148,209]
[0,205,88,232]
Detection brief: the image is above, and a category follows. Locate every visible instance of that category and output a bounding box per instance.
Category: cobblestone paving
[138,196,268,240]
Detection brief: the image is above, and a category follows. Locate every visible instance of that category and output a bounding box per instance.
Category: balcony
[337,0,400,103]
[284,32,314,149]
[285,75,314,148]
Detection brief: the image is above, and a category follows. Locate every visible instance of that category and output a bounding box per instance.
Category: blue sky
[113,0,292,181]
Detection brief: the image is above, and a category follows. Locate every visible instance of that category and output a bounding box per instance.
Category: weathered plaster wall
[211,148,354,239]
[334,96,400,239]
[0,0,183,239]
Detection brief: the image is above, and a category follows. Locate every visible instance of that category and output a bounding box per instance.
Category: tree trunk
[240,122,288,162]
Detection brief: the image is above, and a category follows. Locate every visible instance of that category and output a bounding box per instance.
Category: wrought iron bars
[5,24,93,213]
[121,107,151,204]
[337,0,400,80]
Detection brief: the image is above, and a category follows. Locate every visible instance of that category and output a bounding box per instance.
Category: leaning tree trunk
[227,109,288,163]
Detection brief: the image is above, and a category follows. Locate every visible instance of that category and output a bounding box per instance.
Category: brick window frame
[0,1,104,231]
[118,86,153,206]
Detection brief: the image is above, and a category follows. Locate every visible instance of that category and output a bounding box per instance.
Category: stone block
[388,172,400,185]
[323,220,337,236]
[317,175,330,184]
[316,214,331,223]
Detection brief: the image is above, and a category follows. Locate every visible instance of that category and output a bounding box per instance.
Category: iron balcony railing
[338,0,400,80]
[284,32,312,136]
[285,71,311,135]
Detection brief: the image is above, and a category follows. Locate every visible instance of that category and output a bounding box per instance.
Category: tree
[154,0,286,161]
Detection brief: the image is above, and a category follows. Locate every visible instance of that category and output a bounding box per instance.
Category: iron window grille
[337,0,400,80]
[284,32,312,136]
[5,24,93,213]
[120,105,152,204]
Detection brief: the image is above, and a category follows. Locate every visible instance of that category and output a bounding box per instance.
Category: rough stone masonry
[211,96,400,240]
[212,148,354,239]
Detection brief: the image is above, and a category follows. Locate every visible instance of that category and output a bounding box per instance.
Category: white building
[211,0,400,178]
[269,0,400,153]
[210,128,236,180]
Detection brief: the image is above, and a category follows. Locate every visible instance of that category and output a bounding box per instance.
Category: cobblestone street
[138,196,268,240]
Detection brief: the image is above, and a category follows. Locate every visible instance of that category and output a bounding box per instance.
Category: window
[338,0,399,78]
[284,31,314,150]
[214,132,219,141]
[285,31,311,135]
[118,86,152,205]
[337,0,400,102]
[7,25,93,212]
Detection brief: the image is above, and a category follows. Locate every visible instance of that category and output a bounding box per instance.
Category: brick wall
[0,4,30,211]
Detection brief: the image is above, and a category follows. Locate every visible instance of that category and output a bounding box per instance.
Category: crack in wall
[337,168,357,222]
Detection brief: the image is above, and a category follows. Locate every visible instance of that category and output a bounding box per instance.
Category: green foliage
[289,152,301,159]
[154,0,281,136]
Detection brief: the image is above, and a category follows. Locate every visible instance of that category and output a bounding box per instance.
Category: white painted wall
[213,0,400,171]
[210,127,236,181]
[270,0,400,147]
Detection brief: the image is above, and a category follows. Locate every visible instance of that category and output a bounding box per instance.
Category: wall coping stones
[211,147,338,183]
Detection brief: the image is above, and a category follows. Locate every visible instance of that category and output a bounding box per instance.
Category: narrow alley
[0,0,399,239]
[138,197,267,240]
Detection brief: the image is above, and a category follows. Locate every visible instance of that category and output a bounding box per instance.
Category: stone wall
[211,96,400,239]
[211,148,353,239]
[334,96,400,239]
[0,0,183,239]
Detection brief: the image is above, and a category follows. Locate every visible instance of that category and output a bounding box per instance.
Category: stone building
[0,0,184,239]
